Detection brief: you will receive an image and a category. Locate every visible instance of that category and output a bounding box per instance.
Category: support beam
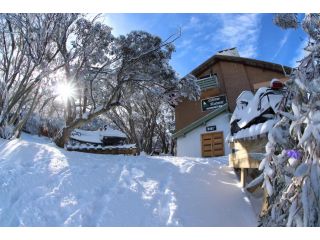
[240,168,247,187]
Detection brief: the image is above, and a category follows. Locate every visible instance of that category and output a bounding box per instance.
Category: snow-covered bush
[258,13,320,227]
[23,114,43,135]
[0,123,14,139]
[23,114,64,138]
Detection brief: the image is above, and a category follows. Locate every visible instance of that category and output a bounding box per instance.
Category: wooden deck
[229,137,267,187]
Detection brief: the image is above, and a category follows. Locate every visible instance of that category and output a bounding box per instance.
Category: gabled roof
[191,54,292,77]
[173,104,228,139]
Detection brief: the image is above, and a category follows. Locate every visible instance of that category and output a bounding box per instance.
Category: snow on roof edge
[228,119,276,142]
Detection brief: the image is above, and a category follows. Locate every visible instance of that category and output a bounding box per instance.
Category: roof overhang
[191,54,292,77]
[173,104,228,139]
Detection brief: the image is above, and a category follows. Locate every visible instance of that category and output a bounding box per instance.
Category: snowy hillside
[0,134,256,226]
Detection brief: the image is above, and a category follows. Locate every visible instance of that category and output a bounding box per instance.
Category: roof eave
[173,104,228,139]
[190,55,292,77]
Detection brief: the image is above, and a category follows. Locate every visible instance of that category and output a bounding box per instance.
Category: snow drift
[0,134,256,226]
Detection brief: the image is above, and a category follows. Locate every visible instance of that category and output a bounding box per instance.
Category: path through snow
[0,134,257,226]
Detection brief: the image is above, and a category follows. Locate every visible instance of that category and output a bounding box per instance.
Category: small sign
[201,95,227,112]
[206,125,216,132]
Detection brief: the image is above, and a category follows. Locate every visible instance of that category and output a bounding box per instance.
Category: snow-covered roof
[70,128,126,144]
[230,87,283,129]
[229,82,286,141]
[228,119,277,141]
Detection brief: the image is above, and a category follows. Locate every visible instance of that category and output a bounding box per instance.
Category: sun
[55,81,76,102]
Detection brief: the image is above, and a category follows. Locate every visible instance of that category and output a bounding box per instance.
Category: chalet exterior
[173,48,291,158]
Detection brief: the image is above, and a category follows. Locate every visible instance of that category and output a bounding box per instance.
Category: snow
[70,128,126,144]
[230,90,254,123]
[67,143,136,150]
[228,119,277,141]
[0,133,257,226]
[231,87,283,129]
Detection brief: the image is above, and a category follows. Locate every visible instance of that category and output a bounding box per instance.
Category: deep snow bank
[0,134,256,226]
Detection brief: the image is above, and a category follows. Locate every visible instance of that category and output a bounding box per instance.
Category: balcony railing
[196,74,219,91]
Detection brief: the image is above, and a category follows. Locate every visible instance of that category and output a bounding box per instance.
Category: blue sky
[101,13,308,76]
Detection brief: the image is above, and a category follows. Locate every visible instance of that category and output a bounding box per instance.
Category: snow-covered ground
[0,134,257,227]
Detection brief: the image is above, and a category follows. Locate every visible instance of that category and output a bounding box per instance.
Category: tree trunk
[170,139,176,156]
[54,101,120,148]
[54,127,72,148]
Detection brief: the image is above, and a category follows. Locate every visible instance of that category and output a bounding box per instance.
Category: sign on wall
[206,125,217,132]
[201,95,227,112]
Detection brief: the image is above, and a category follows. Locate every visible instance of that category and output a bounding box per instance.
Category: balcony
[196,74,219,91]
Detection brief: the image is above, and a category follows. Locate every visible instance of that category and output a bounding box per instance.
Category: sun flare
[55,81,76,102]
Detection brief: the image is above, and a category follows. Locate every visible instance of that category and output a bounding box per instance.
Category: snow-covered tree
[108,89,161,154]
[257,13,320,227]
[155,104,176,155]
[52,19,200,147]
[108,87,177,155]
[0,14,75,139]
[0,13,199,146]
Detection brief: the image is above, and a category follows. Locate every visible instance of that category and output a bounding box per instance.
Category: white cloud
[190,16,199,25]
[215,14,261,58]
[179,39,192,48]
[182,14,216,32]
[290,37,309,67]
[182,15,201,31]
[272,31,290,60]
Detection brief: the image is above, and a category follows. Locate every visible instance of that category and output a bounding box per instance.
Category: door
[201,132,224,157]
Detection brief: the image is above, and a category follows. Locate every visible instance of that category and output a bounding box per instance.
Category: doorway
[201,132,224,157]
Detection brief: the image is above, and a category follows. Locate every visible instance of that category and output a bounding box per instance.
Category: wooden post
[240,168,247,187]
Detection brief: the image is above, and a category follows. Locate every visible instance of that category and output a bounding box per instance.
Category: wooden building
[66,128,137,155]
[173,48,291,158]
